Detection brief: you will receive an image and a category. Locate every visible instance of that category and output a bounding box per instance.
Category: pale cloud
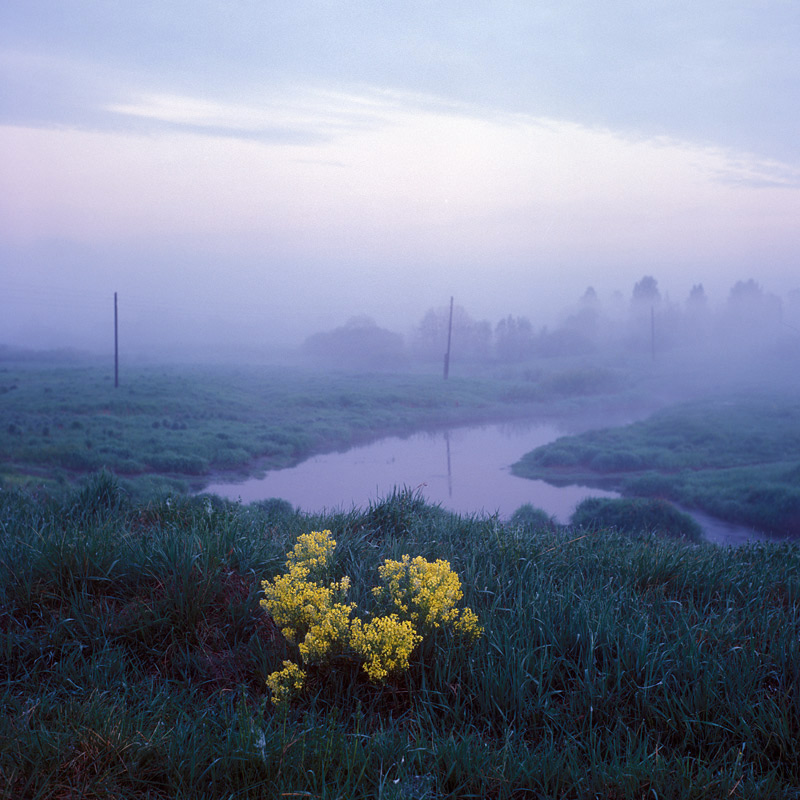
[105,88,398,142]
[2,87,799,297]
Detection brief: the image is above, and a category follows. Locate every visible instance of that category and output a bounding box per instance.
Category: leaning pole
[443,296,454,380]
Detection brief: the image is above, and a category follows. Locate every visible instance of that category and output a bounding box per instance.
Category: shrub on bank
[571,496,703,541]
[509,503,559,530]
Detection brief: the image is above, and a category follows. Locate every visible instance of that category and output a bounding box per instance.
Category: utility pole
[114,292,119,388]
[443,296,454,380]
[651,305,655,361]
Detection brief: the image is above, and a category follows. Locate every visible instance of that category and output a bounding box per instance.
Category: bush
[529,441,593,468]
[260,530,482,705]
[742,484,800,535]
[213,448,252,470]
[363,486,439,533]
[253,497,296,520]
[509,504,558,530]
[571,497,703,541]
[623,471,680,498]
[55,447,104,471]
[146,452,209,475]
[70,469,127,519]
[589,450,644,472]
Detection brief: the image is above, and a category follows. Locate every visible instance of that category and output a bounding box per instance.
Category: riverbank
[512,394,800,539]
[0,359,651,499]
[2,478,798,798]
[204,421,765,546]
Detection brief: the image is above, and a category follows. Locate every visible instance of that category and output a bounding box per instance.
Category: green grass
[513,394,800,537]
[2,476,799,798]
[571,497,704,542]
[0,360,636,499]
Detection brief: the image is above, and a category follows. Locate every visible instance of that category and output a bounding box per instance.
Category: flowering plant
[260,530,482,706]
[373,554,483,641]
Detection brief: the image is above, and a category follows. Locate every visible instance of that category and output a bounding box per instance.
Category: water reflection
[204,422,619,521]
[204,422,770,545]
[676,506,770,546]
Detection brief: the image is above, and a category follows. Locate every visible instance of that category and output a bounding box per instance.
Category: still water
[205,422,619,521]
[204,421,767,544]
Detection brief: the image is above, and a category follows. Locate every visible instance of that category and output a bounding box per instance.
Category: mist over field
[2,2,799,361]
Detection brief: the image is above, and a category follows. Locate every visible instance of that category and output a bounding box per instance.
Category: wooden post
[443,296,454,380]
[651,305,655,361]
[114,292,119,388]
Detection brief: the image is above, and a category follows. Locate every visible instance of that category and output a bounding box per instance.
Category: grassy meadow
[0,359,635,499]
[1,477,799,799]
[3,355,800,797]
[513,395,800,538]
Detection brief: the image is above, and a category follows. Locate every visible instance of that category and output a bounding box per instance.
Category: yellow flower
[374,555,478,634]
[266,660,306,706]
[453,606,483,642]
[261,532,481,700]
[297,602,355,664]
[286,529,336,576]
[350,614,422,682]
[261,562,335,643]
[262,531,353,664]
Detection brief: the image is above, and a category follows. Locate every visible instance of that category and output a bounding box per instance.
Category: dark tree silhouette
[631,275,661,306]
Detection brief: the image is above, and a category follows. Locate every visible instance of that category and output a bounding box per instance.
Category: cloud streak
[3,87,798,251]
[2,2,799,352]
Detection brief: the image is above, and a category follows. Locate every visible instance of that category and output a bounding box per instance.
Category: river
[204,421,766,545]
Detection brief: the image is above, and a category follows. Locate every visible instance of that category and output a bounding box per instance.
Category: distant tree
[728,279,763,305]
[581,286,599,305]
[625,275,665,354]
[679,282,712,346]
[303,316,407,370]
[631,275,661,306]
[687,284,708,309]
[724,279,782,337]
[495,315,534,362]
[414,305,492,362]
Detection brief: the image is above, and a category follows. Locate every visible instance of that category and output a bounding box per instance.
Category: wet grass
[0,360,633,500]
[513,394,800,537]
[2,476,799,798]
[571,497,704,542]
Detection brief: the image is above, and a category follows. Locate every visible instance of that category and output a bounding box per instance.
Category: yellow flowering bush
[261,531,482,706]
[349,614,422,681]
[452,606,483,643]
[374,554,483,641]
[298,601,354,663]
[286,529,336,575]
[266,660,306,706]
[260,562,352,643]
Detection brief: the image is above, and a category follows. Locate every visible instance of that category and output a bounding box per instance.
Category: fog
[2,2,799,360]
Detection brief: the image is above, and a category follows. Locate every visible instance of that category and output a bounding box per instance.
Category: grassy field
[0,359,637,499]
[513,394,800,537]
[1,477,798,799]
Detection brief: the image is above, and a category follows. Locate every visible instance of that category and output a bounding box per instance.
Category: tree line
[302,276,798,369]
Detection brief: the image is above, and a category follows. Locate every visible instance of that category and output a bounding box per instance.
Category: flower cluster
[349,614,422,682]
[298,601,354,664]
[266,660,306,706]
[286,529,337,575]
[374,554,483,641]
[261,532,482,706]
[260,561,352,644]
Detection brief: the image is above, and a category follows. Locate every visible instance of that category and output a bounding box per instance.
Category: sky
[1,1,799,354]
